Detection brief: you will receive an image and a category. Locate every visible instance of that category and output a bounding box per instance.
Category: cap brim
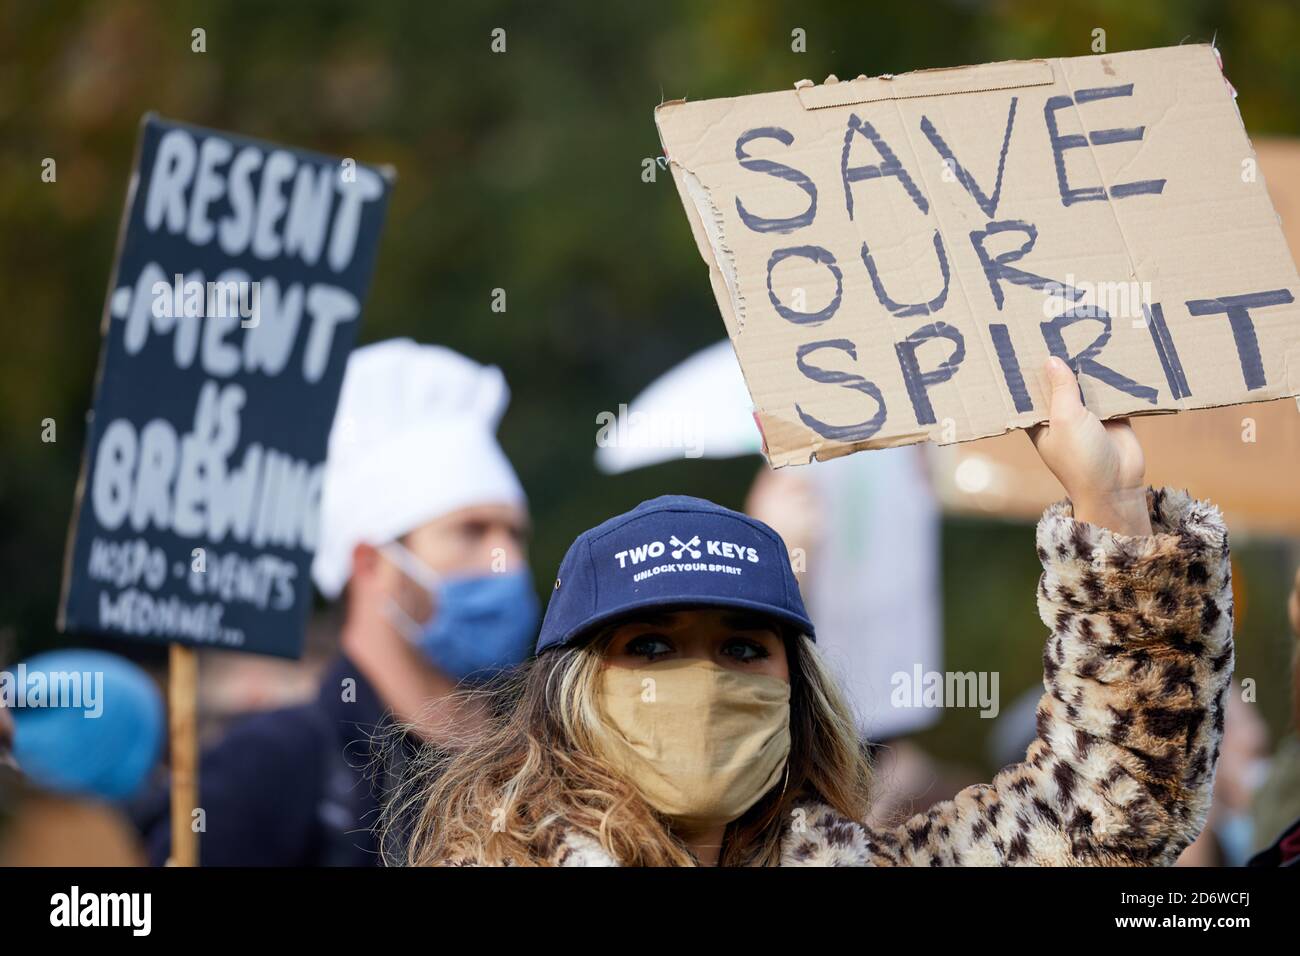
[540,595,815,653]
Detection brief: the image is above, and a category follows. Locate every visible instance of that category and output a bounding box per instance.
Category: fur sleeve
[861,488,1233,867]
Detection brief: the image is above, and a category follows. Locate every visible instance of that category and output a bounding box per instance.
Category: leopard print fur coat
[478,487,1234,867]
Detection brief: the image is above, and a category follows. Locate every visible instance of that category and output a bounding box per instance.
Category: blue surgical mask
[381,543,540,683]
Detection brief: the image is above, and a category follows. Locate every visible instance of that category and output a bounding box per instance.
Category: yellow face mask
[594,658,792,829]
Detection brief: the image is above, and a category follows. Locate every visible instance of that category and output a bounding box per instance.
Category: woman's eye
[625,635,674,659]
[722,638,770,663]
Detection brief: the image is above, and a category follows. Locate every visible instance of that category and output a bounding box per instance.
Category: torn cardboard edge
[794,59,1055,110]
[679,170,745,334]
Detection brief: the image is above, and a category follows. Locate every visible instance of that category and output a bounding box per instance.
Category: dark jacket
[137,654,401,866]
[1248,816,1300,867]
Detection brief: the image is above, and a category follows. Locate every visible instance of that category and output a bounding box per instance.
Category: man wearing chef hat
[139,339,537,866]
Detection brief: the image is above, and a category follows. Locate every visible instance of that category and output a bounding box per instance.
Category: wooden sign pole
[168,643,199,867]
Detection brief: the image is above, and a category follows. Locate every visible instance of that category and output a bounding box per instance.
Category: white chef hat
[311,338,526,599]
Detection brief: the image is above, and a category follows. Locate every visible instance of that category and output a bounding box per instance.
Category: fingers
[1044,356,1083,423]
[1027,357,1079,448]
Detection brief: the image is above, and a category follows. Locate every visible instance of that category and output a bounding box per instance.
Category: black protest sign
[59,116,392,658]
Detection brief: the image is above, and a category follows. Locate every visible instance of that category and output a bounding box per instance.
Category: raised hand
[1026,357,1153,537]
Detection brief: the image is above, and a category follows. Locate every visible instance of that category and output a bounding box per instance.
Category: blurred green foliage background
[1,0,1297,773]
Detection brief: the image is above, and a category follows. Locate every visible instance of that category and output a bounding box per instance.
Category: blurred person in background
[0,701,14,767]
[0,700,17,835]
[745,455,980,827]
[1175,683,1270,865]
[0,650,162,866]
[387,360,1236,866]
[1248,565,1300,866]
[195,615,340,747]
[136,339,537,866]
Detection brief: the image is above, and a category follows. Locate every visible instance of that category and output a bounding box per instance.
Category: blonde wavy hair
[380,628,872,866]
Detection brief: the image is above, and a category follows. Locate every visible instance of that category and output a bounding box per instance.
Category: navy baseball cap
[535,495,815,653]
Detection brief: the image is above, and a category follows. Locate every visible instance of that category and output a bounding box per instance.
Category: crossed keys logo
[670,534,702,559]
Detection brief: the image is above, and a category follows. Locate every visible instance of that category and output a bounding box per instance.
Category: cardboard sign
[58,116,392,658]
[656,45,1300,466]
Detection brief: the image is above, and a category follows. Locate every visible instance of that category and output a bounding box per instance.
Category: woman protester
[384,358,1234,866]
